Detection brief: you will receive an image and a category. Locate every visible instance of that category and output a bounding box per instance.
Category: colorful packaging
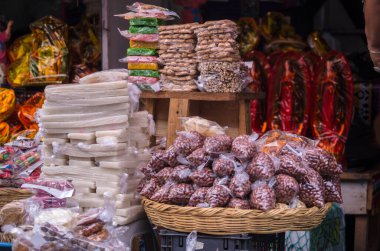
[128,62,158,70]
[129,40,158,49]
[129,26,158,34]
[0,88,15,122]
[129,70,159,78]
[127,48,157,56]
[130,18,163,26]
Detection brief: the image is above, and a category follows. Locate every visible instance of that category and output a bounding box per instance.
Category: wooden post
[167,98,189,147]
[354,216,368,251]
[239,100,251,135]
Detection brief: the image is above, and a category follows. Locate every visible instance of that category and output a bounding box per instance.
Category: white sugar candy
[40,110,127,123]
[44,138,68,145]
[42,115,128,129]
[45,122,128,134]
[42,103,130,115]
[98,160,138,169]
[68,157,95,167]
[46,88,129,101]
[70,139,96,145]
[45,80,128,93]
[68,133,95,141]
[45,96,129,107]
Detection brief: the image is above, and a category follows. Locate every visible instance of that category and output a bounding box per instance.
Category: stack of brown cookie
[158,23,199,91]
[193,20,243,92]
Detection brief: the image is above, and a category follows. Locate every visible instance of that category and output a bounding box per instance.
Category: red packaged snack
[247,152,276,181]
[273,174,299,204]
[299,169,325,208]
[168,183,195,205]
[206,185,230,208]
[229,172,251,199]
[323,175,342,203]
[171,165,193,183]
[189,168,215,187]
[173,131,205,156]
[311,51,354,161]
[249,182,276,211]
[227,198,250,209]
[245,51,271,134]
[188,187,209,207]
[212,155,236,177]
[231,135,257,160]
[203,134,233,154]
[267,52,312,135]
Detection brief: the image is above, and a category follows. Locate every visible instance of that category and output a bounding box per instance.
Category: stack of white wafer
[39,73,152,226]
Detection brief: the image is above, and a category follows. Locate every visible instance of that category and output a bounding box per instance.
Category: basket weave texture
[142,197,332,235]
[0,188,32,208]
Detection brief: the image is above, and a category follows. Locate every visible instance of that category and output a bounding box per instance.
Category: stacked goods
[139,130,342,211]
[193,20,245,93]
[158,23,199,91]
[38,71,152,226]
[116,3,179,91]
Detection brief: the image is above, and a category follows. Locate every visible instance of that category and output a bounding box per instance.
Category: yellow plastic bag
[0,122,10,144]
[128,62,158,70]
[7,54,30,88]
[0,88,15,122]
[8,34,34,62]
[129,40,158,49]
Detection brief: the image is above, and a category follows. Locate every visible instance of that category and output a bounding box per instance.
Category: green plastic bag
[127,48,157,56]
[129,26,158,34]
[129,70,159,78]
[130,18,164,27]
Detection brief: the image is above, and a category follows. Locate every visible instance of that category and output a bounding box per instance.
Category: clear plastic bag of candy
[128,62,158,70]
[180,117,227,137]
[129,26,158,34]
[127,48,157,56]
[119,56,158,64]
[130,17,164,26]
[129,40,158,49]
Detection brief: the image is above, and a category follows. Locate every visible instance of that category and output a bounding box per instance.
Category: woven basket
[142,198,332,235]
[0,232,14,243]
[0,188,32,209]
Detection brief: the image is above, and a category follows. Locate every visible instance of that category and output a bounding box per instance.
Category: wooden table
[340,166,380,251]
[141,91,263,147]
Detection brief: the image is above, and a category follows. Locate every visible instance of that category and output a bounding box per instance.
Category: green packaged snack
[129,26,158,34]
[129,70,159,78]
[130,18,164,27]
[127,48,157,56]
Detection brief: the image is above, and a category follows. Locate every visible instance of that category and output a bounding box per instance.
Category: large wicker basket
[142,197,332,235]
[0,188,32,208]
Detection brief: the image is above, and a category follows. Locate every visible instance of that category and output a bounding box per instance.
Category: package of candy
[0,88,16,122]
[128,62,158,70]
[127,48,157,56]
[130,18,164,26]
[129,26,158,34]
[129,70,159,78]
[130,40,158,49]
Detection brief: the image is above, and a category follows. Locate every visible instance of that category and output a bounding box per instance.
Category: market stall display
[38,70,153,225]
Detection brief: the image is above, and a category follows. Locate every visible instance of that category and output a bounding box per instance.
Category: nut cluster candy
[151,185,172,203]
[140,178,160,198]
[147,150,167,170]
[155,167,174,183]
[231,135,257,159]
[188,187,209,206]
[171,165,193,183]
[246,152,275,181]
[227,198,250,209]
[173,131,204,155]
[249,183,276,211]
[299,169,325,208]
[274,174,299,204]
[304,148,342,176]
[278,154,308,180]
[229,172,251,198]
[206,185,230,207]
[189,168,215,187]
[137,177,149,193]
[140,164,157,178]
[323,175,342,203]
[169,183,195,205]
[186,148,209,167]
[212,156,235,177]
[162,146,179,167]
[204,134,233,154]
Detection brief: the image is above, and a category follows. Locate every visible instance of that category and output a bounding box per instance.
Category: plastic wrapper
[323,175,342,203]
[34,208,78,228]
[168,183,194,205]
[140,163,157,178]
[118,28,160,42]
[137,177,149,193]
[129,26,158,34]
[171,165,192,183]
[0,200,26,226]
[229,172,251,199]
[311,51,354,160]
[203,134,233,154]
[18,92,45,130]
[162,147,179,167]
[147,149,166,170]
[244,51,271,134]
[246,152,276,181]
[127,2,179,18]
[28,196,71,209]
[129,69,159,78]
[186,148,209,167]
[139,177,160,198]
[130,17,163,26]
[227,198,250,209]
[188,187,209,207]
[129,40,158,49]
[150,182,173,203]
[8,34,34,62]
[127,48,157,56]
[274,174,299,204]
[267,52,312,135]
[212,155,236,177]
[238,17,260,56]
[307,31,331,57]
[154,167,174,184]
[231,134,257,159]
[181,117,227,137]
[303,147,342,176]
[29,16,69,84]
[299,169,325,208]
[0,122,10,144]
[21,179,74,199]
[277,154,307,181]
[12,148,42,178]
[173,131,204,155]
[120,56,158,64]
[206,185,230,208]
[0,88,15,122]
[127,76,159,85]
[249,182,276,211]
[78,69,129,84]
[189,168,215,187]
[128,62,158,70]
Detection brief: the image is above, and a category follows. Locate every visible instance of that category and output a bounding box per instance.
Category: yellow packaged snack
[0,88,16,122]
[8,34,34,62]
[129,40,158,49]
[128,62,158,70]
[0,122,10,144]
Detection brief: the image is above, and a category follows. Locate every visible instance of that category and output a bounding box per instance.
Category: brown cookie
[159,39,195,44]
[159,23,199,31]
[159,29,194,35]
[159,34,195,39]
[161,74,196,81]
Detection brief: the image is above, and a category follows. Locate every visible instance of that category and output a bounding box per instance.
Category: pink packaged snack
[227,198,250,209]
[162,146,179,167]
[188,187,209,207]
[140,163,157,178]
[231,135,257,160]
[147,150,166,170]
[173,131,205,155]
[323,175,342,203]
[140,178,160,198]
[299,169,325,208]
[186,148,209,167]
[137,177,149,193]
[303,147,342,176]
[171,165,193,183]
[212,155,236,177]
[127,2,180,19]
[127,76,159,84]
[273,174,299,204]
[204,134,233,154]
[155,167,174,184]
[189,168,215,187]
[246,152,276,181]
[249,182,276,211]
[277,154,308,181]
[29,196,68,209]
[168,183,195,205]
[129,34,159,42]
[206,185,230,208]
[229,172,251,199]
[22,179,74,199]
[151,183,173,203]
[121,56,158,63]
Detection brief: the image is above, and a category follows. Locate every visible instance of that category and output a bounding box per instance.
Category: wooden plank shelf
[140,91,264,101]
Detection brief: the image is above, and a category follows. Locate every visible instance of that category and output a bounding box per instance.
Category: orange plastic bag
[18,93,45,131]
[129,40,158,49]
[128,62,158,70]
[0,88,16,122]
[0,122,10,144]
